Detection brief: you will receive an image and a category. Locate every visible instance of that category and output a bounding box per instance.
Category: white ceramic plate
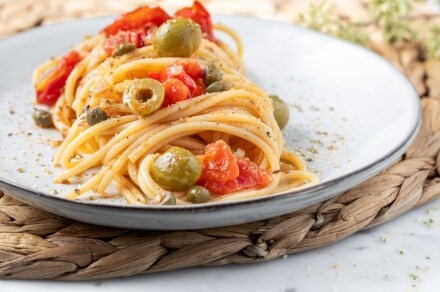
[0,15,419,230]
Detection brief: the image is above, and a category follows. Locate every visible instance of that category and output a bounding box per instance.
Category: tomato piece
[200,158,271,195]
[102,6,170,36]
[103,28,148,55]
[193,78,206,97]
[148,60,205,106]
[198,140,239,184]
[162,78,190,107]
[36,50,81,106]
[176,59,204,80]
[165,63,198,96]
[147,71,166,82]
[174,1,215,41]
[167,60,205,96]
[235,158,271,189]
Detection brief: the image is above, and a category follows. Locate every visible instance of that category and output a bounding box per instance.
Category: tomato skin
[174,1,215,41]
[162,78,190,108]
[198,140,240,184]
[200,158,271,196]
[147,60,205,107]
[101,2,215,56]
[198,140,271,196]
[103,28,147,55]
[167,60,205,96]
[36,50,81,106]
[193,78,206,97]
[147,71,166,82]
[165,63,198,96]
[102,6,170,36]
[235,158,271,189]
[176,59,204,80]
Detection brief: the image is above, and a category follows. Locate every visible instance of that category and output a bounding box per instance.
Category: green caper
[186,186,211,204]
[86,107,109,126]
[205,81,229,93]
[269,95,290,129]
[149,192,176,206]
[151,146,202,192]
[32,108,53,128]
[203,63,223,86]
[112,43,136,57]
[123,78,164,116]
[154,18,202,57]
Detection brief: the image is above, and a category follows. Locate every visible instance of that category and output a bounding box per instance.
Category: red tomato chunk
[36,50,81,106]
[199,140,240,184]
[148,59,205,107]
[101,1,215,55]
[198,141,271,195]
[101,6,170,36]
[174,1,215,41]
[103,28,148,55]
[162,79,190,108]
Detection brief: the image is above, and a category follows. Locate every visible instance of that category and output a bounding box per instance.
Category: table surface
[0,199,438,292]
[1,1,439,291]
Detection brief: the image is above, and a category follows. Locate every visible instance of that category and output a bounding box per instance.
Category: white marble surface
[0,198,438,292]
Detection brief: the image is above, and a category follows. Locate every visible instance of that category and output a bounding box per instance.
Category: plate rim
[0,14,421,213]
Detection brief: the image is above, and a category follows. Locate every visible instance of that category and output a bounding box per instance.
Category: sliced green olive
[32,108,53,128]
[149,192,176,206]
[112,43,136,57]
[203,63,223,86]
[186,186,211,204]
[269,94,290,129]
[151,146,202,192]
[123,78,164,116]
[154,18,202,57]
[205,81,229,93]
[86,107,109,126]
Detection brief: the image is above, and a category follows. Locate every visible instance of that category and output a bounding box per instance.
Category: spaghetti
[32,1,318,205]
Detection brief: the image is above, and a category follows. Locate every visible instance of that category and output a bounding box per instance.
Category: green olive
[86,107,109,126]
[123,78,164,116]
[32,108,53,128]
[203,63,223,86]
[186,186,211,204]
[112,43,136,57]
[154,18,202,57]
[149,192,176,206]
[151,146,201,192]
[205,81,229,93]
[269,95,290,129]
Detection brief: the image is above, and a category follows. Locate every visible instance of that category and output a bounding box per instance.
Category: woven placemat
[0,0,440,280]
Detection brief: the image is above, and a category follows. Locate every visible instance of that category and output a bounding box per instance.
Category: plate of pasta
[0,2,419,229]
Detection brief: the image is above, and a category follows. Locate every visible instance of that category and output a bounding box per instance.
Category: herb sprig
[298,0,440,59]
[298,1,368,46]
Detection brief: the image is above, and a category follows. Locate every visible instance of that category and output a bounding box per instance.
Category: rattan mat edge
[0,0,440,280]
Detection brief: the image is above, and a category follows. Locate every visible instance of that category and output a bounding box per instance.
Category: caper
[86,107,109,126]
[186,186,211,204]
[32,108,53,128]
[151,146,202,192]
[203,63,223,86]
[112,43,136,57]
[149,192,176,206]
[269,95,290,129]
[205,81,229,93]
[123,78,164,116]
[154,18,202,57]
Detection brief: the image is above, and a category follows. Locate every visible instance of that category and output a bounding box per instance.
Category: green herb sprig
[298,1,368,46]
[367,0,416,43]
[298,0,440,60]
